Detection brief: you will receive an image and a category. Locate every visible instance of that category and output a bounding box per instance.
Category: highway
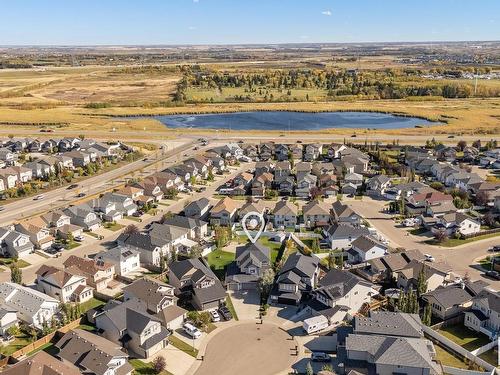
[0,138,221,226]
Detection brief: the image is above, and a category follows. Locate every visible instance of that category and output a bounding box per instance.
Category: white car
[209,309,221,322]
[74,235,85,242]
[424,254,435,262]
[33,194,44,200]
[183,323,202,339]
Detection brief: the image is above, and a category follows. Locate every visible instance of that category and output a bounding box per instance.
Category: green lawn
[258,237,283,263]
[0,334,32,356]
[434,346,469,369]
[65,241,81,250]
[168,336,198,357]
[225,295,239,321]
[478,348,499,367]
[80,297,106,313]
[78,324,97,332]
[437,325,491,351]
[103,222,125,232]
[206,249,235,270]
[0,258,30,268]
[427,232,500,247]
[27,342,57,356]
[129,359,172,375]
[125,216,142,222]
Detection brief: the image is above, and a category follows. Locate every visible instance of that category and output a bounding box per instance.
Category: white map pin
[242,211,265,243]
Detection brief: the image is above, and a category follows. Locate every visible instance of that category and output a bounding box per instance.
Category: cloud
[188,26,197,30]
[321,10,332,16]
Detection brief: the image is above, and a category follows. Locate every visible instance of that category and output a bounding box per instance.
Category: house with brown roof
[272,200,298,229]
[14,217,54,250]
[2,350,81,375]
[55,329,133,375]
[397,259,453,293]
[210,197,239,226]
[35,265,93,303]
[251,171,273,197]
[302,200,331,228]
[63,255,115,292]
[123,277,178,314]
[116,185,144,201]
[41,210,83,240]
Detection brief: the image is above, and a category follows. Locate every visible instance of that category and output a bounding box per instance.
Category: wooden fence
[463,227,500,239]
[10,317,83,360]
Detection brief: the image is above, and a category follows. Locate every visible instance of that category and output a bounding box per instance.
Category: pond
[146,111,438,130]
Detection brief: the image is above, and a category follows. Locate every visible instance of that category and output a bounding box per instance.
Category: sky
[1,0,499,45]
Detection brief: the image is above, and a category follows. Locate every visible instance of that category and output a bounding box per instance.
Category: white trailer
[303,315,329,335]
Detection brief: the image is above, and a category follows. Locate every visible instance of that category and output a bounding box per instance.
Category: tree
[10,263,22,284]
[417,268,428,296]
[326,251,336,270]
[152,355,166,374]
[475,190,489,207]
[483,212,496,228]
[306,361,314,375]
[258,268,275,301]
[124,224,140,235]
[207,169,214,181]
[311,237,320,253]
[457,140,467,151]
[434,228,448,243]
[421,303,432,326]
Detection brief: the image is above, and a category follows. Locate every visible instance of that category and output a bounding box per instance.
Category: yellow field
[0,64,498,141]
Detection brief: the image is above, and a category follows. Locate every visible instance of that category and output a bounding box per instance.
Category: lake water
[149,111,437,130]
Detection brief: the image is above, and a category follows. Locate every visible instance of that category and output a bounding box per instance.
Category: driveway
[144,343,196,375]
[347,196,500,288]
[228,290,261,321]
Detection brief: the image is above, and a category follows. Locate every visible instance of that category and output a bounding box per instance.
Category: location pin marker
[242,211,265,244]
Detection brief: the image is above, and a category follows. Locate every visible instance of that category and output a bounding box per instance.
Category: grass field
[0,62,498,140]
[206,249,235,269]
[436,325,490,351]
[168,335,199,358]
[129,358,173,375]
[427,232,500,247]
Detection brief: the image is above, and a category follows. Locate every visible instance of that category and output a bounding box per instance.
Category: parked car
[132,211,143,217]
[183,323,202,339]
[424,254,435,262]
[76,193,86,198]
[485,270,500,280]
[52,243,64,251]
[74,235,85,242]
[67,184,79,190]
[0,206,4,212]
[489,246,500,252]
[219,305,233,321]
[209,309,221,323]
[33,194,44,200]
[311,352,330,362]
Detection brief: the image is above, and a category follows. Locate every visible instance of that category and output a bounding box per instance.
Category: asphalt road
[0,163,251,284]
[0,138,224,226]
[346,196,500,288]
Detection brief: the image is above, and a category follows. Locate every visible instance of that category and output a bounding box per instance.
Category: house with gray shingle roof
[331,200,361,225]
[63,203,102,231]
[55,328,133,375]
[323,223,370,250]
[422,285,475,320]
[464,288,500,339]
[226,242,271,291]
[304,269,378,325]
[272,200,298,229]
[94,299,170,359]
[0,227,34,258]
[123,277,177,314]
[169,258,226,310]
[347,235,387,264]
[0,282,59,329]
[270,253,319,305]
[302,200,331,228]
[183,197,212,219]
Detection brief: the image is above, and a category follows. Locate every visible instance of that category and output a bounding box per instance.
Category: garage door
[241,282,257,290]
[227,283,240,291]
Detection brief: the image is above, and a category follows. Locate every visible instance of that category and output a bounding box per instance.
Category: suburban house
[422,284,475,320]
[368,250,425,283]
[324,223,371,250]
[35,265,94,304]
[0,169,18,189]
[116,232,168,268]
[14,217,54,250]
[94,299,170,359]
[347,235,388,264]
[63,255,116,292]
[123,278,177,314]
[270,253,319,305]
[304,268,378,326]
[295,173,318,198]
[366,175,391,197]
[100,192,138,216]
[64,150,91,167]
[92,195,125,222]
[210,197,238,227]
[183,197,211,219]
[63,203,102,231]
[340,312,440,375]
[302,200,331,228]
[226,242,271,291]
[0,227,34,258]
[272,200,298,229]
[147,223,194,256]
[397,259,453,293]
[161,215,209,240]
[41,210,82,240]
[169,258,226,310]
[251,172,273,197]
[0,305,18,336]
[464,288,500,339]
[2,351,81,375]
[331,201,362,225]
[0,282,59,329]
[55,329,133,375]
[96,245,141,276]
[431,212,481,237]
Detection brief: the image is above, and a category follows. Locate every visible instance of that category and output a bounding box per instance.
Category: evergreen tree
[306,361,314,375]
[421,303,432,326]
[10,263,22,284]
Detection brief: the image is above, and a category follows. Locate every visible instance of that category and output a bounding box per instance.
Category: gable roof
[35,265,79,288]
[273,200,298,215]
[354,311,423,338]
[302,201,330,216]
[423,285,474,309]
[351,235,387,253]
[123,277,175,308]
[1,350,80,375]
[211,197,238,215]
[235,242,271,265]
